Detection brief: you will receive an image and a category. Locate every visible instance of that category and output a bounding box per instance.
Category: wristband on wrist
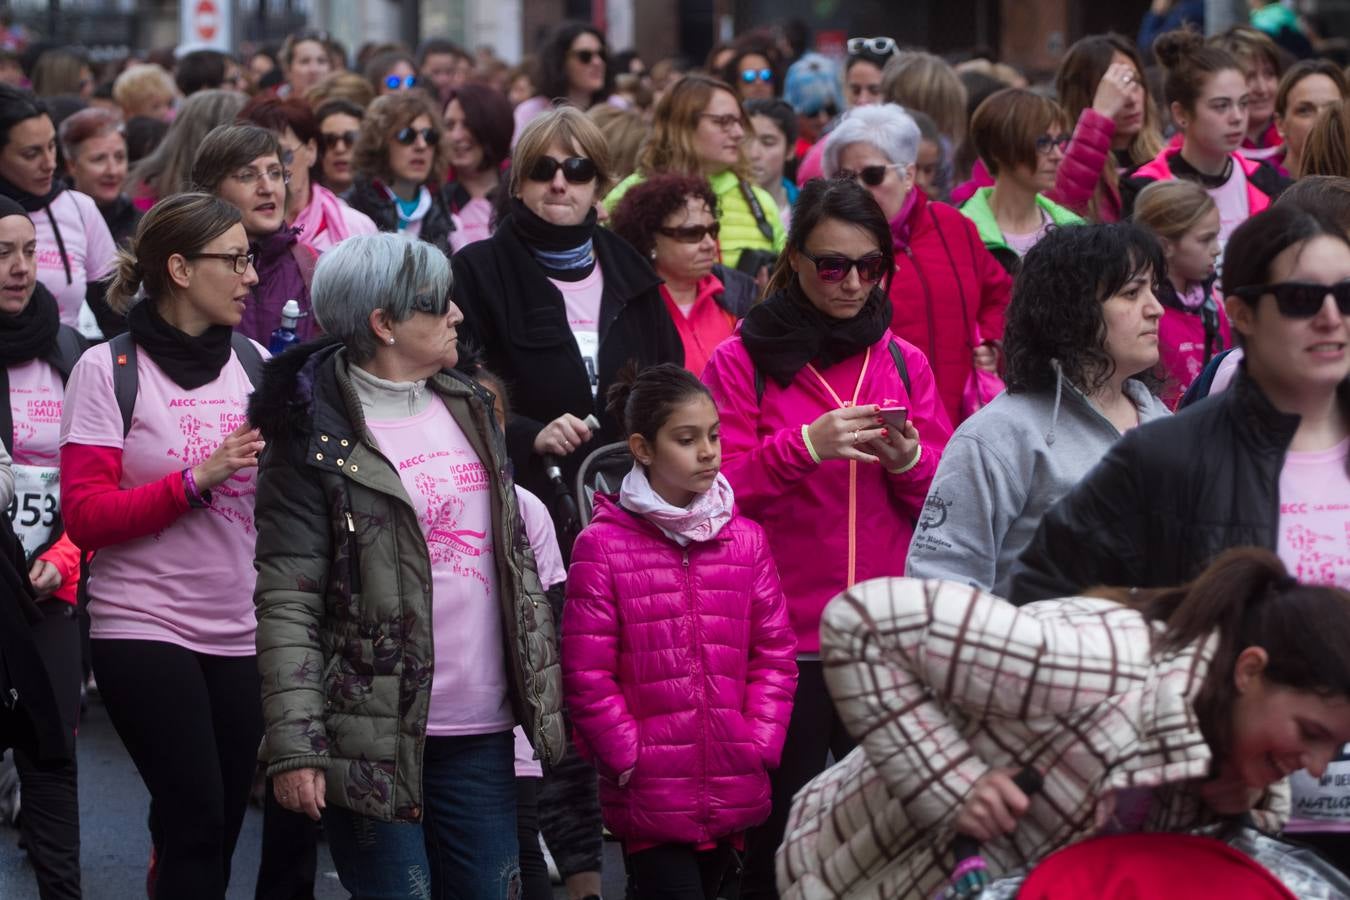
[888,442,922,475]
[801,424,822,464]
[182,467,212,508]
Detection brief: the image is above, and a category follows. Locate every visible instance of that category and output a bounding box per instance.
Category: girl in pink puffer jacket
[562,364,798,899]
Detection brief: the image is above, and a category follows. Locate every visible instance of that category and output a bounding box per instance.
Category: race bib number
[6,464,60,561]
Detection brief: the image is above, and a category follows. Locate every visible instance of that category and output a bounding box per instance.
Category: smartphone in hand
[878,406,908,430]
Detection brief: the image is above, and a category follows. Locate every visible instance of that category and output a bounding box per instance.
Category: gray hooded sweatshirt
[905,370,1171,597]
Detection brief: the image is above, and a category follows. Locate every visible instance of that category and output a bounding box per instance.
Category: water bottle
[268,299,302,356]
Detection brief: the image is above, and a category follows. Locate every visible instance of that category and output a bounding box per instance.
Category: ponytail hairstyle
[106,192,243,313]
[764,176,894,297]
[1152,30,1245,118]
[1104,548,1350,764]
[605,362,713,444]
[1132,179,1217,244]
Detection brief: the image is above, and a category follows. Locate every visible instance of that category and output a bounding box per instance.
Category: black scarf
[0,283,59,367]
[0,171,64,213]
[507,197,598,282]
[126,298,234,390]
[740,282,893,387]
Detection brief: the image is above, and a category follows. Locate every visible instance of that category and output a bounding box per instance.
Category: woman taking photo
[443,83,514,253]
[1123,30,1289,250]
[347,91,457,255]
[822,104,1011,426]
[251,232,563,899]
[58,193,266,898]
[604,74,785,275]
[610,173,759,376]
[780,548,1350,898]
[702,177,951,899]
[237,96,377,254]
[513,21,617,141]
[313,98,365,197]
[59,108,140,252]
[906,223,1170,596]
[0,196,87,900]
[1272,60,1348,179]
[960,88,1084,273]
[0,84,118,338]
[190,124,317,344]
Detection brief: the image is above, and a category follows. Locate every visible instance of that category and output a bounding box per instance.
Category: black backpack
[107,332,264,435]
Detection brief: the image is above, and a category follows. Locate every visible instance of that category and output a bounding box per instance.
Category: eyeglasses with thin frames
[187,251,256,274]
[1035,134,1070,155]
[699,112,745,133]
[231,166,289,187]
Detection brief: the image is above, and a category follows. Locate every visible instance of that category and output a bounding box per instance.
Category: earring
[649,250,657,261]
[387,338,395,345]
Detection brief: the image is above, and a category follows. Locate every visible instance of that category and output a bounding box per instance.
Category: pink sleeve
[1049,109,1115,217]
[36,531,81,605]
[950,160,993,206]
[561,525,639,780]
[60,443,189,551]
[795,140,825,187]
[701,340,819,519]
[741,526,797,767]
[76,192,117,280]
[965,218,1011,343]
[58,348,125,451]
[516,486,566,588]
[343,204,379,236]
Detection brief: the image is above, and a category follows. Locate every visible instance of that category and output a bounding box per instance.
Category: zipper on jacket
[847,460,858,587]
[683,546,710,833]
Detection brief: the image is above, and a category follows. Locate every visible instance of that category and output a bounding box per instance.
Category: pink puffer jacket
[562,496,797,847]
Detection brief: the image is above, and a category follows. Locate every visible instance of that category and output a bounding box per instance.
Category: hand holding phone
[878,406,908,430]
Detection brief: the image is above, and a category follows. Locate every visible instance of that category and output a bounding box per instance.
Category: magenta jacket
[952,108,1121,221]
[562,495,797,847]
[702,330,950,653]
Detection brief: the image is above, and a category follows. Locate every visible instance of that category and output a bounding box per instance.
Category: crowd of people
[3,8,1350,900]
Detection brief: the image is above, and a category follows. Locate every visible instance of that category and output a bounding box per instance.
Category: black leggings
[627,843,732,900]
[740,660,856,900]
[91,639,263,900]
[14,600,83,900]
[517,777,551,900]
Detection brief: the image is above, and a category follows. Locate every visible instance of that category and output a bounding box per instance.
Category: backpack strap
[230,333,264,388]
[753,339,912,406]
[0,367,10,454]
[738,179,776,243]
[46,325,88,383]
[108,333,138,437]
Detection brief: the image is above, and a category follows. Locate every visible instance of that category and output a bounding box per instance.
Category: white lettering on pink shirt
[58,342,264,655]
[367,401,512,736]
[8,358,63,466]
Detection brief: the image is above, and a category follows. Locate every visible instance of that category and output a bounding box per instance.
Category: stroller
[574,441,634,528]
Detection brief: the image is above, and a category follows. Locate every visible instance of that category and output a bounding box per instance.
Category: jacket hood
[247,336,343,442]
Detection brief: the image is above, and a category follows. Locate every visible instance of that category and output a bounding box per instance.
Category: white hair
[311,232,452,361]
[822,103,922,176]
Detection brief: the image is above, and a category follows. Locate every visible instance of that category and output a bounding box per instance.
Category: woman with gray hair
[250,231,564,899]
[823,102,1011,426]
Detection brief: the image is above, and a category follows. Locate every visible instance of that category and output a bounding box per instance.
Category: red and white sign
[181,0,231,52]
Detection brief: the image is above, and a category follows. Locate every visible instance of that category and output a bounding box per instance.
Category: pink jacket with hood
[562,495,797,847]
[702,330,950,653]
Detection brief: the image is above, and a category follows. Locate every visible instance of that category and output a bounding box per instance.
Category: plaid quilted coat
[776,578,1289,899]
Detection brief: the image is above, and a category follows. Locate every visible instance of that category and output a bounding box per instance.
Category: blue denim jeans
[323,731,520,900]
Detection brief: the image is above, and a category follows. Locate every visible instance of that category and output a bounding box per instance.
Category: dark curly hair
[609,173,719,259]
[1003,223,1165,395]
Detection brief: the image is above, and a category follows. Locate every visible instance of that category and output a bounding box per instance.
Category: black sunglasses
[799,249,889,284]
[657,223,720,243]
[571,49,606,65]
[527,155,597,184]
[1233,281,1350,318]
[838,164,900,187]
[322,130,359,150]
[395,126,440,146]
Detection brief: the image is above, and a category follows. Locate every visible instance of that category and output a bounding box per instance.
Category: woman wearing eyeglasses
[611,173,759,376]
[960,89,1084,275]
[701,177,950,900]
[347,91,459,256]
[191,124,319,344]
[604,75,786,276]
[823,104,1012,426]
[444,84,514,253]
[314,99,364,196]
[238,96,377,256]
[365,50,420,97]
[59,193,266,898]
[513,22,619,146]
[453,105,679,900]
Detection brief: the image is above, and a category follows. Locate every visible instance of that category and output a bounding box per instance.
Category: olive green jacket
[249,340,564,822]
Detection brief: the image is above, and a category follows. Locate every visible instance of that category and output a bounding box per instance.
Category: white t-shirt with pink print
[58,343,264,655]
[366,399,513,737]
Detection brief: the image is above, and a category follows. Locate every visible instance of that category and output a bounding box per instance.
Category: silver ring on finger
[851,429,860,444]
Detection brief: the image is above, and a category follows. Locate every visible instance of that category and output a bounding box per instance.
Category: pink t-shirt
[366,400,511,736]
[9,358,63,466]
[58,343,263,655]
[551,263,604,397]
[449,197,493,254]
[513,485,565,777]
[1209,159,1250,257]
[35,190,117,330]
[1002,209,1051,258]
[1278,437,1350,832]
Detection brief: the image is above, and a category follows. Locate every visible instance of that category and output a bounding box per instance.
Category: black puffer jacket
[1010,368,1350,603]
[345,176,457,256]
